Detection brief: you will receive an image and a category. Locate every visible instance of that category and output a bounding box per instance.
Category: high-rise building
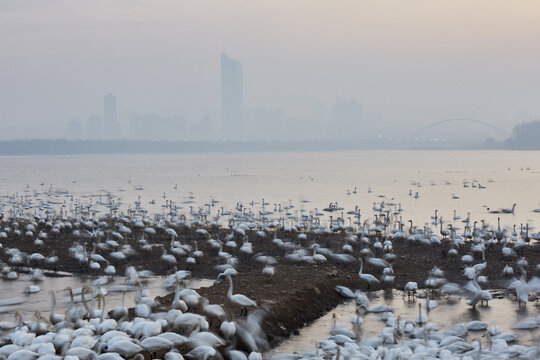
[66,117,84,140]
[330,98,363,138]
[129,113,187,140]
[221,53,243,139]
[86,113,102,140]
[104,93,120,139]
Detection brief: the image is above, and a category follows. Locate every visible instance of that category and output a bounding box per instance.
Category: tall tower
[221,53,243,139]
[104,93,119,139]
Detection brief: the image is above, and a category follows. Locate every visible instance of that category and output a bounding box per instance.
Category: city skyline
[221,53,244,140]
[59,52,510,143]
[3,1,540,141]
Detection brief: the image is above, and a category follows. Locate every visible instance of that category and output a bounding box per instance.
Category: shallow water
[1,151,539,230]
[268,290,540,357]
[1,151,540,349]
[0,275,213,324]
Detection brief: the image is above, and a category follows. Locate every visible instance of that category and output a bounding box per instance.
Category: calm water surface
[1,151,539,349]
[268,290,540,357]
[1,150,539,228]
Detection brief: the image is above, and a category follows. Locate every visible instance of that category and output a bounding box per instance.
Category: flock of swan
[271,286,540,360]
[0,179,539,359]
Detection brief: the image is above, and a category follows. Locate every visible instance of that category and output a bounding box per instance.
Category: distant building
[365,111,383,138]
[190,115,212,140]
[86,114,102,140]
[312,102,325,123]
[311,102,325,138]
[66,117,84,140]
[221,53,243,140]
[244,106,285,140]
[104,93,121,139]
[129,113,187,140]
[330,98,363,138]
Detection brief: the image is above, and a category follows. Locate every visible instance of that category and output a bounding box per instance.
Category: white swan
[358,258,379,288]
[49,291,65,325]
[225,275,256,315]
[415,303,427,325]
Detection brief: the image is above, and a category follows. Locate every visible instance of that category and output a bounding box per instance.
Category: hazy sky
[1,0,540,139]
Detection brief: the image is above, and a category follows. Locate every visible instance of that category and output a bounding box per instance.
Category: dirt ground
[1,221,539,352]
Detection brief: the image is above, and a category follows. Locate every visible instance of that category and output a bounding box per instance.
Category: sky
[1,0,540,139]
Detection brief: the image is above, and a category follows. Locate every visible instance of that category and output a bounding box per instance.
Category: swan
[508,267,540,306]
[96,353,125,360]
[179,284,202,308]
[360,304,392,313]
[311,245,327,263]
[358,258,379,288]
[49,291,65,325]
[224,274,256,315]
[185,345,216,360]
[161,248,178,267]
[466,320,488,331]
[226,350,248,360]
[201,298,226,322]
[415,303,427,325]
[104,264,116,277]
[335,286,356,299]
[262,261,275,283]
[502,203,517,214]
[163,351,184,360]
[65,287,88,323]
[425,293,438,310]
[65,347,97,360]
[512,317,539,329]
[220,319,236,341]
[25,285,40,294]
[105,339,143,357]
[439,218,449,238]
[173,312,208,334]
[140,336,174,354]
[111,290,128,320]
[186,331,225,348]
[330,313,356,338]
[462,272,492,308]
[6,349,39,360]
[502,264,514,277]
[404,282,417,298]
[239,238,253,255]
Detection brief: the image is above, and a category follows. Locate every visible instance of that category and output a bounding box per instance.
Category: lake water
[268,290,540,357]
[1,150,539,230]
[1,150,539,351]
[0,275,213,324]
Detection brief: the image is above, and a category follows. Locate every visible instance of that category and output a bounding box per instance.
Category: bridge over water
[410,118,508,138]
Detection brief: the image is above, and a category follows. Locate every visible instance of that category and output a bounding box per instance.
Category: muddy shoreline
[1,220,539,352]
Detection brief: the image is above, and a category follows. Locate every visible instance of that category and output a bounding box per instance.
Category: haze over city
[3,2,540,358]
[2,0,540,142]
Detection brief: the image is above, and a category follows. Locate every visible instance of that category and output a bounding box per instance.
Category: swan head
[64,286,74,298]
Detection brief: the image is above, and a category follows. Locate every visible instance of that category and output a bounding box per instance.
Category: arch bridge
[410,118,508,138]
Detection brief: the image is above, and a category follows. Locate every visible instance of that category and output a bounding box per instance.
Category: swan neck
[100,297,105,322]
[81,288,90,312]
[227,275,233,298]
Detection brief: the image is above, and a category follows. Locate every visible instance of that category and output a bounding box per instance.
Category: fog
[1,0,540,142]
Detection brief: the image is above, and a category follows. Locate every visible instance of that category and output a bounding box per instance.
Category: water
[1,150,540,349]
[269,290,540,356]
[1,151,539,230]
[0,276,213,324]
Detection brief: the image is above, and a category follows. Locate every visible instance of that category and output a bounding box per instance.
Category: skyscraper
[104,93,120,139]
[66,117,84,140]
[221,53,243,139]
[86,113,102,140]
